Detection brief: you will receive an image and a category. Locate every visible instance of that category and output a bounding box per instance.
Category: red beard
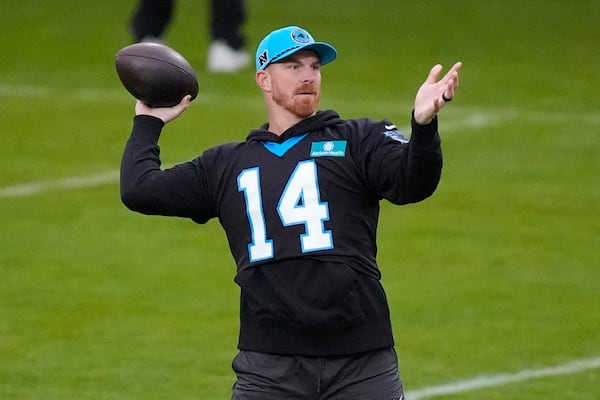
[273,84,320,118]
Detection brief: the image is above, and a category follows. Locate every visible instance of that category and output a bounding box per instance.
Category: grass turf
[1,0,598,398]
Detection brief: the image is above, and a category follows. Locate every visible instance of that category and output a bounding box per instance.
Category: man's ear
[255,70,271,91]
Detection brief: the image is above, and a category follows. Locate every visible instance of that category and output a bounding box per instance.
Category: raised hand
[414,62,462,125]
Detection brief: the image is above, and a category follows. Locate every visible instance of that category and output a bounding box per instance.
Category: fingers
[159,95,192,123]
[441,61,462,102]
[134,95,192,123]
[450,61,463,74]
[172,95,192,113]
[176,95,192,113]
[442,85,455,103]
[415,61,462,123]
[426,64,443,83]
[441,62,461,85]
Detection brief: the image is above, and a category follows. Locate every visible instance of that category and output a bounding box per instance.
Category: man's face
[267,50,322,118]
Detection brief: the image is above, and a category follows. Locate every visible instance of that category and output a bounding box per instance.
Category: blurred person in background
[129,0,250,72]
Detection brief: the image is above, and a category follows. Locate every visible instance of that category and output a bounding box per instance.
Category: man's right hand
[135,95,192,123]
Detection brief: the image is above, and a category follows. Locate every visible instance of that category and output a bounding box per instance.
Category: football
[115,42,199,108]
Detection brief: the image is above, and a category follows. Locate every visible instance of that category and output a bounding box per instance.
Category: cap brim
[270,42,337,67]
[304,42,337,65]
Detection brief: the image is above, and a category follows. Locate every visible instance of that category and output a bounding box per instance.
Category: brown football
[115,42,198,108]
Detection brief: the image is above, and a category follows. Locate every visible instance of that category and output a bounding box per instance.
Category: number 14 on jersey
[237,160,333,262]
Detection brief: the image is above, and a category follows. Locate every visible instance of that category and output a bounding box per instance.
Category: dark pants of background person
[130,0,246,49]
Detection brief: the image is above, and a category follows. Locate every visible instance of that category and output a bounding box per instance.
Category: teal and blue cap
[256,26,337,71]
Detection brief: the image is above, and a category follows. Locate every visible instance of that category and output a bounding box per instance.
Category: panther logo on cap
[291,28,311,44]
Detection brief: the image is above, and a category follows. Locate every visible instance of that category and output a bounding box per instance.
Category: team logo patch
[291,28,311,44]
[310,141,347,157]
[383,124,408,143]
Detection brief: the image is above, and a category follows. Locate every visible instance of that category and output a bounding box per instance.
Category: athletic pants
[231,347,405,400]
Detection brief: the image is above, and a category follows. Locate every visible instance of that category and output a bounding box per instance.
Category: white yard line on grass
[0,114,497,199]
[2,99,598,199]
[0,170,118,198]
[407,356,600,399]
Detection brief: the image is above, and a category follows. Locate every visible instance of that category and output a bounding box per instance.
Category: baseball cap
[255,26,337,71]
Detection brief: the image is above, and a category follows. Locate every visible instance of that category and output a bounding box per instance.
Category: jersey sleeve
[120,115,216,224]
[354,113,443,205]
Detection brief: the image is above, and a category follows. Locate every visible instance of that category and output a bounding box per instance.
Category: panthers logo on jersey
[383,124,408,143]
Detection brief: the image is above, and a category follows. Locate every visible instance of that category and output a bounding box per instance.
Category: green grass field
[1,1,599,399]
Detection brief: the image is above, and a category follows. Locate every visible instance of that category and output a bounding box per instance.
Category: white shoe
[207,40,250,73]
[139,36,164,44]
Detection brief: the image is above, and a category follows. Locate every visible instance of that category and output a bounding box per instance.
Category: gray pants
[231,347,405,400]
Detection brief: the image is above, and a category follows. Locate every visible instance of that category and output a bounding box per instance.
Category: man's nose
[301,68,318,82]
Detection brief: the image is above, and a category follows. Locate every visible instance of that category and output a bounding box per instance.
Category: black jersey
[121,110,442,356]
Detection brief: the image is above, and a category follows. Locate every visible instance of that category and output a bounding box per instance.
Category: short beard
[272,85,320,119]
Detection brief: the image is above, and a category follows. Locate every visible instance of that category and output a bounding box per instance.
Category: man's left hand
[414,62,462,125]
